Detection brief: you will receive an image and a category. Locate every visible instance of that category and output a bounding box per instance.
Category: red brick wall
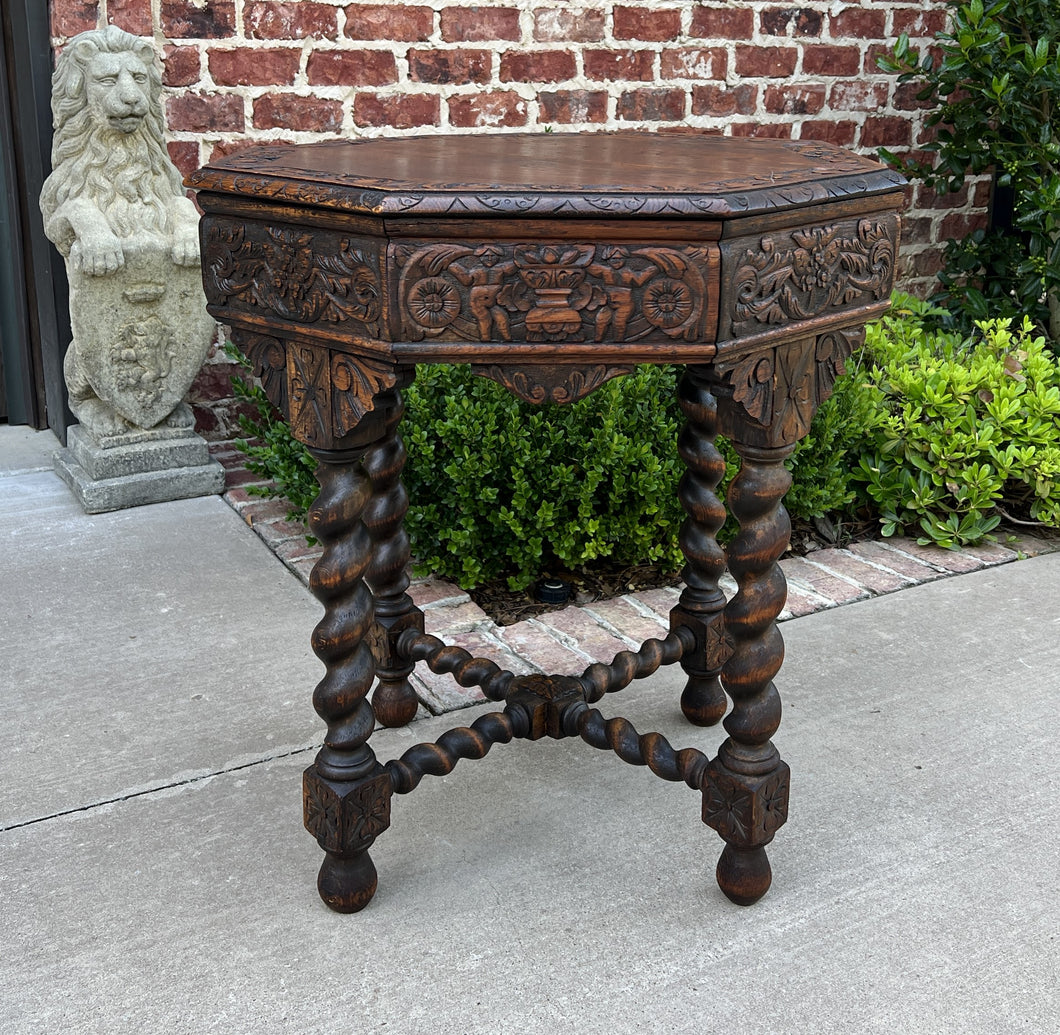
[50,0,983,436]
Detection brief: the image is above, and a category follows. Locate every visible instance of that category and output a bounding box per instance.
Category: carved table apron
[190,134,904,912]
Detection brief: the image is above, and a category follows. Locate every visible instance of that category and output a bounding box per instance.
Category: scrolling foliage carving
[397,241,715,344]
[472,362,634,405]
[241,333,288,415]
[203,220,382,334]
[725,216,897,338]
[713,329,860,447]
[234,332,398,447]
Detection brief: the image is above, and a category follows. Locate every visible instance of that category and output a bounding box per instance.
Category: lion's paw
[71,235,125,277]
[171,229,200,267]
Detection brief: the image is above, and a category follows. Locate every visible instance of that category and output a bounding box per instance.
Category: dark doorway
[0,2,71,437]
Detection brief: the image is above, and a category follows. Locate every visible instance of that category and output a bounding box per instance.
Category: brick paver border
[212,443,1057,717]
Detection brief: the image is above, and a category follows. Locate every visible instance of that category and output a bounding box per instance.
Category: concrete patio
[2,424,1058,1034]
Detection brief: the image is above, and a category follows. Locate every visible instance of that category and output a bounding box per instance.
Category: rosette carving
[397,241,715,344]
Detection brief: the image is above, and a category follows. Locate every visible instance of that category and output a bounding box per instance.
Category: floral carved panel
[303,767,392,855]
[202,218,383,335]
[395,241,718,345]
[702,761,790,846]
[719,214,899,341]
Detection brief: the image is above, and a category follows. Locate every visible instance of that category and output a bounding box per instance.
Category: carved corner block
[701,758,790,848]
[229,330,404,450]
[669,606,734,671]
[710,328,860,448]
[375,607,426,669]
[303,764,392,855]
[505,674,585,741]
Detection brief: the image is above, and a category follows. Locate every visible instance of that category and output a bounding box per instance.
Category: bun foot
[680,677,727,727]
[317,851,379,913]
[372,681,419,728]
[716,844,772,906]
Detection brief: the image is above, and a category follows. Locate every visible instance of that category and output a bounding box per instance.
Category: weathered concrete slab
[3,554,1059,1033]
[0,426,61,475]
[0,469,322,827]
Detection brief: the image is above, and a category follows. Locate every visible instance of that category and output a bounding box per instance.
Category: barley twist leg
[363,387,423,728]
[302,444,391,913]
[705,442,793,906]
[670,366,730,727]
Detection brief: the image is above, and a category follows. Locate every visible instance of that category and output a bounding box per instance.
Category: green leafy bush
[403,364,687,589]
[878,0,1060,338]
[857,296,1060,546]
[785,356,888,522]
[226,296,1060,587]
[225,343,319,521]
[225,346,879,589]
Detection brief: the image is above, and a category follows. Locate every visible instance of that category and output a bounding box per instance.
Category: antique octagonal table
[189,134,904,912]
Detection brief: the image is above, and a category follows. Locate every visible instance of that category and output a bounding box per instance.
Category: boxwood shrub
[226,297,1060,588]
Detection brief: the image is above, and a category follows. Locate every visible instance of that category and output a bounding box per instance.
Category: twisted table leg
[302,444,391,913]
[670,366,730,727]
[362,388,423,728]
[704,441,793,905]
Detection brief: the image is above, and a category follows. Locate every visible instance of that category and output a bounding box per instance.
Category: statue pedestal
[54,423,225,514]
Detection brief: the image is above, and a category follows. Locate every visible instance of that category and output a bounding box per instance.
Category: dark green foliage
[785,357,888,521]
[224,342,319,522]
[223,296,1060,585]
[878,0,1060,338]
[223,347,877,589]
[402,364,688,590]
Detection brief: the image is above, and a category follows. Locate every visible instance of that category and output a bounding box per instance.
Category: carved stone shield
[69,249,216,429]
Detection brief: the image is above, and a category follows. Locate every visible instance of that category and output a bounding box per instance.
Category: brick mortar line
[822,547,919,583]
[796,553,882,591]
[873,540,961,571]
[776,569,839,610]
[579,605,648,651]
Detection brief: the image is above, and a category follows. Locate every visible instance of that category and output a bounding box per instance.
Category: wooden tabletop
[188,133,905,219]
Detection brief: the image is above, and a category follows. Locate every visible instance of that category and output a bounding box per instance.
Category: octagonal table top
[188,133,905,220]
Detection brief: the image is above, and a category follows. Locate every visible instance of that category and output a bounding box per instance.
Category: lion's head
[40,25,185,248]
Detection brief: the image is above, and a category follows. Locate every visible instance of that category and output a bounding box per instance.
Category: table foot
[680,678,728,728]
[317,850,379,914]
[716,845,772,906]
[303,762,392,913]
[370,681,418,728]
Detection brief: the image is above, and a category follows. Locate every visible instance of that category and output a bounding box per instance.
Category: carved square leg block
[303,764,392,855]
[701,759,790,847]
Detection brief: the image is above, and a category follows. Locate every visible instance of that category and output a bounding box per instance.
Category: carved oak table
[189,134,903,912]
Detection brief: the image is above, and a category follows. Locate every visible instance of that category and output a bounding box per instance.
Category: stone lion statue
[40,25,212,439]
